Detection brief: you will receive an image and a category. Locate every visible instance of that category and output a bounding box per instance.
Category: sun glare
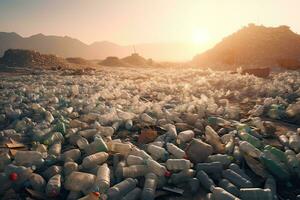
[192,28,210,44]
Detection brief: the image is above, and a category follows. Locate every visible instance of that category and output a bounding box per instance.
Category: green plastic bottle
[264,145,287,164]
[238,131,262,149]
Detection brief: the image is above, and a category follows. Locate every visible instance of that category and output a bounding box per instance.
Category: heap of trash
[0,67,300,200]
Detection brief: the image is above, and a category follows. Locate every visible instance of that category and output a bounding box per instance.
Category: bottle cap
[9,172,18,181]
[164,171,172,177]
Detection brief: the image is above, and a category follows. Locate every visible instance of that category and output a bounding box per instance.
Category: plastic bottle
[196,162,223,174]
[222,169,253,188]
[61,149,81,162]
[289,134,300,153]
[29,173,46,192]
[240,188,272,200]
[233,145,243,163]
[218,179,240,197]
[164,124,177,140]
[166,159,191,171]
[142,173,158,200]
[64,172,96,193]
[126,155,145,165]
[122,165,148,178]
[43,132,64,146]
[264,176,278,200]
[207,154,233,166]
[205,126,225,153]
[212,187,240,200]
[81,152,109,169]
[196,170,215,191]
[185,138,213,163]
[188,177,200,193]
[84,136,108,155]
[166,143,185,159]
[169,169,195,184]
[238,131,262,149]
[264,145,287,164]
[76,136,89,150]
[98,126,115,137]
[278,135,289,146]
[177,130,195,143]
[239,141,262,158]
[14,150,44,168]
[49,142,62,156]
[140,113,156,124]
[78,129,98,139]
[228,163,251,181]
[125,119,133,130]
[46,174,61,197]
[64,161,79,176]
[146,159,168,177]
[130,147,152,160]
[107,178,138,200]
[109,142,132,156]
[208,116,231,126]
[147,144,169,161]
[42,165,63,180]
[121,187,142,200]
[94,163,110,193]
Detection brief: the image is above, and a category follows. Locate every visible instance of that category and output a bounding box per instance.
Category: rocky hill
[193,24,300,70]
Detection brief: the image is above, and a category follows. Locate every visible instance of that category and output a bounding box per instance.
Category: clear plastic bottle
[76,136,89,150]
[78,129,98,139]
[46,174,61,197]
[49,142,62,156]
[142,173,158,200]
[228,163,251,181]
[94,163,110,193]
[98,126,115,137]
[130,147,152,160]
[146,159,168,177]
[164,124,177,140]
[185,138,213,163]
[126,155,145,165]
[239,141,262,158]
[14,150,44,168]
[109,142,132,156]
[218,179,240,197]
[289,134,300,153]
[222,169,253,188]
[212,186,240,200]
[29,173,46,192]
[42,165,63,180]
[169,169,195,185]
[147,144,169,161]
[166,143,185,159]
[64,172,96,193]
[205,126,225,153]
[240,188,272,200]
[166,159,191,171]
[84,136,108,155]
[196,170,215,191]
[122,165,148,178]
[81,152,109,169]
[177,130,195,143]
[278,135,289,146]
[107,178,138,200]
[196,162,223,174]
[121,187,141,200]
[43,132,64,146]
[207,154,233,166]
[64,161,79,176]
[61,149,81,162]
[140,113,156,124]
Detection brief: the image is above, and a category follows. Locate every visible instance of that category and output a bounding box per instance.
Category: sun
[192,28,210,44]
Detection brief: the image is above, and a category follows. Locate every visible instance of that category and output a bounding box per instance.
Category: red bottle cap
[9,172,18,181]
[164,171,172,177]
[92,192,100,197]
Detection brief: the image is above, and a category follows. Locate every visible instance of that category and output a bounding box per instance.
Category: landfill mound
[1,49,70,69]
[100,53,159,67]
[65,57,91,65]
[99,56,134,67]
[0,67,300,200]
[193,24,300,70]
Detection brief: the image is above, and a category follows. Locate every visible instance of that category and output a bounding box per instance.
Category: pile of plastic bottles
[0,67,300,199]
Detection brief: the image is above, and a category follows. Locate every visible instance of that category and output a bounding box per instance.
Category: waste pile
[0,67,300,199]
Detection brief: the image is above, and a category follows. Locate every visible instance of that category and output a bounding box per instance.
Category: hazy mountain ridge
[0,32,197,61]
[193,24,300,69]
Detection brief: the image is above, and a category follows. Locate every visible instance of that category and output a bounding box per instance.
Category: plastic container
[94,163,110,193]
[142,173,158,200]
[29,173,46,192]
[222,169,253,188]
[238,131,262,149]
[147,144,169,161]
[107,178,138,200]
[43,132,64,146]
[205,126,225,153]
[121,187,142,200]
[46,174,61,197]
[65,172,96,194]
[81,152,109,169]
[146,159,168,177]
[109,142,132,156]
[212,187,240,200]
[228,163,251,181]
[196,170,215,191]
[42,165,63,180]
[177,130,195,143]
[169,169,195,185]
[185,138,213,163]
[49,142,62,156]
[126,155,145,166]
[14,151,44,168]
[240,188,272,200]
[218,178,240,197]
[84,136,108,155]
[207,154,233,166]
[166,143,185,159]
[122,165,148,178]
[60,149,81,162]
[166,159,191,171]
[64,161,79,176]
[239,141,262,158]
[196,162,223,174]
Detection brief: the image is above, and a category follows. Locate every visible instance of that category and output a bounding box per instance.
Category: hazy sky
[1,0,300,48]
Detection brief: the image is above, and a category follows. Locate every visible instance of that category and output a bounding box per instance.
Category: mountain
[193,24,300,70]
[0,32,197,61]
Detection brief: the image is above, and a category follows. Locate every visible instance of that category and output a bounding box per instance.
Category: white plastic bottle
[94,163,110,193]
[126,155,145,166]
[147,144,169,161]
[142,173,158,200]
[64,172,96,194]
[177,130,195,143]
[109,141,132,156]
[81,152,109,169]
[146,159,168,177]
[166,143,185,159]
[166,159,191,171]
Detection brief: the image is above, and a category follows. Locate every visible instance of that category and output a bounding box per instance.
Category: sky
[0,0,300,60]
